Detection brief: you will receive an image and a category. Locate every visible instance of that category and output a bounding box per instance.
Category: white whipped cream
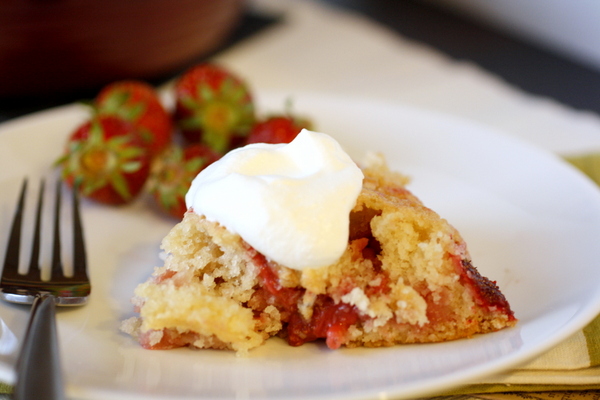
[185,129,364,270]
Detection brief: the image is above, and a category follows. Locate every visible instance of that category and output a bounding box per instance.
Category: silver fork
[0,179,91,400]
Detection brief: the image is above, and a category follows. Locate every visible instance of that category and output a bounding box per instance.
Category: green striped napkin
[567,154,600,188]
[447,314,600,394]
[0,383,9,398]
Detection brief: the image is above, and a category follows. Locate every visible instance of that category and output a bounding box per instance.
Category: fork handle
[13,295,65,400]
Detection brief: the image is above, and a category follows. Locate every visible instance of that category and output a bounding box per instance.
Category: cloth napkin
[446,310,600,394]
[225,0,600,156]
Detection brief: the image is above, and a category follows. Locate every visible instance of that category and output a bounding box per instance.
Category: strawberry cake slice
[121,130,516,354]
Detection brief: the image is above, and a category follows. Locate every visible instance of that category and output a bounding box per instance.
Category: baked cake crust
[122,154,516,354]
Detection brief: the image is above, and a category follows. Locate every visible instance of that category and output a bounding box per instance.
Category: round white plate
[1,92,600,400]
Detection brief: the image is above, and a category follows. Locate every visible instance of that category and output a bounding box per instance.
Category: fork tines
[0,178,91,306]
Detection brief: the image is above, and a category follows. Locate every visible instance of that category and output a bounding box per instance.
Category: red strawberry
[56,116,151,205]
[149,144,220,219]
[174,63,255,153]
[246,115,312,145]
[95,80,172,158]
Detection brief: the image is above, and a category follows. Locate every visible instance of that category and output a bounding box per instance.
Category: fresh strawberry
[56,116,151,205]
[174,63,255,153]
[246,115,312,145]
[149,144,220,219]
[95,80,172,158]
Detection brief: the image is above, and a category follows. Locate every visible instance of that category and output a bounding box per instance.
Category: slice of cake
[121,130,516,354]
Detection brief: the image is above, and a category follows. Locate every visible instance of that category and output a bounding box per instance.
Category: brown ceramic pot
[0,0,245,98]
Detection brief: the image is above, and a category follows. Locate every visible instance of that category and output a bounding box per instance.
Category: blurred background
[0,0,248,111]
[1,0,600,121]
[426,0,600,73]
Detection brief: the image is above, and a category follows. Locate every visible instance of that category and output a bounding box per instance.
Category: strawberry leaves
[174,64,255,153]
[95,80,173,158]
[148,144,220,218]
[56,116,151,205]
[55,62,317,217]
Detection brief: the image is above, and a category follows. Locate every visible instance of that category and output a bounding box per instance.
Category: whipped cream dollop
[185,129,364,270]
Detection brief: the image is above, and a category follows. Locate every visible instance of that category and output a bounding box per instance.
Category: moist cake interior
[121,155,516,354]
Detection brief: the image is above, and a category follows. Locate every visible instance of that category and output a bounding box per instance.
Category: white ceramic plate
[1,92,600,400]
